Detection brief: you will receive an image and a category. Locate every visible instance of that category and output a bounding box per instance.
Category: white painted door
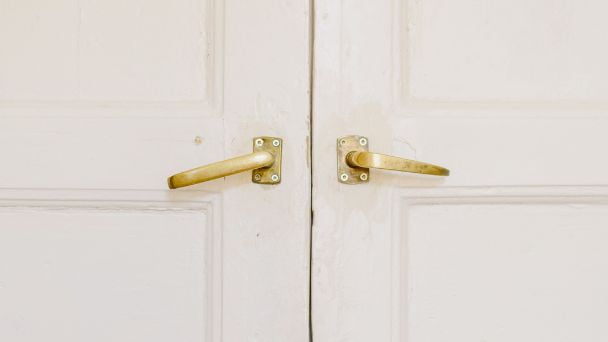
[312,0,608,341]
[0,1,310,341]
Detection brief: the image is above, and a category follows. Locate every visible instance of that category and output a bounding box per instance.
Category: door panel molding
[391,186,608,341]
[394,0,608,116]
[0,189,222,341]
[0,0,223,117]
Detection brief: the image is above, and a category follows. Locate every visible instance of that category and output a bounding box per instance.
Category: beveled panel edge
[389,185,608,341]
[0,0,224,119]
[0,188,223,342]
[392,0,608,117]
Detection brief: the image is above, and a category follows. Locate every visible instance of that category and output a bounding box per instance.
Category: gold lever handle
[337,135,449,184]
[168,137,283,189]
[346,151,449,176]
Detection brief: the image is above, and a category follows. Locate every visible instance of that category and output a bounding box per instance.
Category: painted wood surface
[312,0,608,341]
[0,1,311,341]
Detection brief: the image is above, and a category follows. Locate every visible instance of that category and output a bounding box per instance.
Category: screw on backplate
[272,139,280,147]
[340,173,349,182]
[340,139,347,145]
[255,138,264,147]
[359,173,368,181]
[271,174,279,182]
[254,173,262,181]
[359,137,367,146]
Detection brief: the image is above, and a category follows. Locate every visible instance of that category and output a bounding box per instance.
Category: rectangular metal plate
[252,136,282,184]
[337,135,369,184]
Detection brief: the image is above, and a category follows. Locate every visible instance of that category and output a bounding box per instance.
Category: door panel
[312,0,608,341]
[400,193,608,341]
[0,191,220,341]
[0,0,218,103]
[402,0,608,104]
[0,0,311,341]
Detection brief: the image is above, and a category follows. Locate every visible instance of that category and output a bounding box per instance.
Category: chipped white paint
[312,0,608,341]
[0,0,311,341]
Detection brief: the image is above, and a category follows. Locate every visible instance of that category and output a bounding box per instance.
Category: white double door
[2,0,608,341]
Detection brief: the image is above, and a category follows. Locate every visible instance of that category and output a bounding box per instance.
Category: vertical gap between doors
[308,0,315,341]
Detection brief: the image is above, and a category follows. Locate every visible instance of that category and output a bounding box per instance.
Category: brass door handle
[337,135,449,184]
[168,137,282,189]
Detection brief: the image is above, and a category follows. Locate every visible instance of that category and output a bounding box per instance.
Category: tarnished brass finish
[251,136,282,185]
[336,135,370,185]
[337,135,449,184]
[346,152,449,176]
[168,136,282,189]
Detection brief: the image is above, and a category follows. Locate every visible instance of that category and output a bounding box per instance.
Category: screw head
[359,173,368,181]
[254,173,262,181]
[255,138,264,147]
[271,174,279,182]
[359,137,367,146]
[272,139,280,147]
[340,139,347,145]
[340,173,349,182]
